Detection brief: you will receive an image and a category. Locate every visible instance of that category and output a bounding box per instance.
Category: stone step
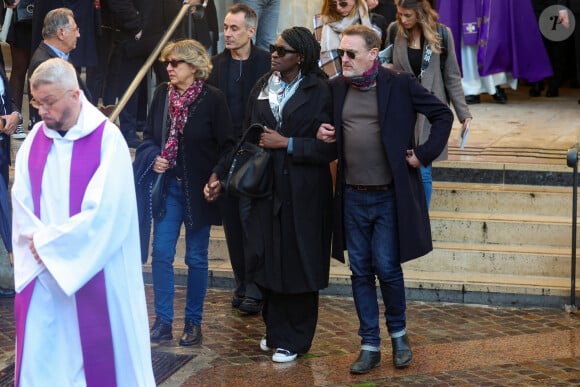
[407,242,572,278]
[430,210,575,247]
[431,182,573,217]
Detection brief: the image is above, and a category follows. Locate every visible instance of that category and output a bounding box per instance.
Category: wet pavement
[3,286,580,386]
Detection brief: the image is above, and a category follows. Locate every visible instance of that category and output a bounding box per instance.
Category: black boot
[179,319,202,346]
[150,318,173,342]
[350,350,381,374]
[391,334,413,368]
[492,86,508,104]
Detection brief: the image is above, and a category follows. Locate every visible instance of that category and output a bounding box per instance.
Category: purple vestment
[14,121,117,387]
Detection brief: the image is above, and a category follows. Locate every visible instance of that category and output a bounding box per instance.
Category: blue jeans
[420,164,432,208]
[234,0,280,50]
[152,178,211,326]
[344,187,406,347]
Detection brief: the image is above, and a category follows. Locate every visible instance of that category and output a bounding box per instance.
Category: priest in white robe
[11,58,155,386]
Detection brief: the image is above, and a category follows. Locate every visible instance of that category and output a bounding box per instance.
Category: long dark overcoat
[244,72,336,294]
[330,67,453,263]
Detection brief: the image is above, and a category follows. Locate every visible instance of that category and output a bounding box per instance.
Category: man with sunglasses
[207,3,270,315]
[317,25,452,374]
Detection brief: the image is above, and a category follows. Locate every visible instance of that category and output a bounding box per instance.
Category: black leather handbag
[224,123,272,198]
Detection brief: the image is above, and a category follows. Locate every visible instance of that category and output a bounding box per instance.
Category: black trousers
[261,288,319,354]
[221,195,262,300]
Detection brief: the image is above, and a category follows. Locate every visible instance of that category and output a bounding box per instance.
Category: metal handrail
[109,2,193,123]
[565,144,579,313]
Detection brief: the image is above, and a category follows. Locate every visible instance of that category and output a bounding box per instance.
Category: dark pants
[261,287,319,354]
[221,195,262,300]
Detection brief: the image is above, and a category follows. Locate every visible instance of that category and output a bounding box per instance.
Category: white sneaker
[272,348,297,363]
[12,124,26,139]
[260,335,270,352]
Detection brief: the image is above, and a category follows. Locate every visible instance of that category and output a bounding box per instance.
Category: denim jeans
[420,164,432,208]
[344,187,406,347]
[152,178,211,326]
[234,0,280,50]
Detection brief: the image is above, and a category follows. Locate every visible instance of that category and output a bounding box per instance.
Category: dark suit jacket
[31,0,97,67]
[207,44,271,135]
[27,42,92,122]
[330,67,453,263]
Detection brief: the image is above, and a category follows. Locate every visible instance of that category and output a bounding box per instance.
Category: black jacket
[140,82,235,229]
[207,44,271,135]
[329,68,453,263]
[244,72,336,294]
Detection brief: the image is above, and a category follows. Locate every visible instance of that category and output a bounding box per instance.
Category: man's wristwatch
[12,111,22,123]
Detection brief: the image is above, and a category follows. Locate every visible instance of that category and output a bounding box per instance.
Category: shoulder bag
[151,86,170,218]
[224,123,272,198]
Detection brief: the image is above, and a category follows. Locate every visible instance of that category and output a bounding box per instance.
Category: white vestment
[12,95,155,387]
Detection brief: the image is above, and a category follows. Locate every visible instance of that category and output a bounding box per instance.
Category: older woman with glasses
[315,0,385,78]
[207,26,335,363]
[134,39,235,347]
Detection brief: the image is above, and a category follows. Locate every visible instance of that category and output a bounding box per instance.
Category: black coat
[244,72,336,294]
[330,68,453,263]
[107,0,183,58]
[141,82,236,229]
[31,0,97,67]
[207,44,271,135]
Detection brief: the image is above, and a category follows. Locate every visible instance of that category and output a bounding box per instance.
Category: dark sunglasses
[330,1,349,9]
[269,44,299,57]
[337,48,356,59]
[164,59,186,67]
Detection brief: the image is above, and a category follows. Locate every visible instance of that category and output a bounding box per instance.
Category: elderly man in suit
[317,25,452,374]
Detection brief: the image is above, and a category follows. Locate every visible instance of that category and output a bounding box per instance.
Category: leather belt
[347,184,391,191]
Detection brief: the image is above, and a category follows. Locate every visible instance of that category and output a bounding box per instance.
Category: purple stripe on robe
[15,121,117,387]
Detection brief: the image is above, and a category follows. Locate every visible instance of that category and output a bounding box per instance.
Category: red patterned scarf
[161,80,204,167]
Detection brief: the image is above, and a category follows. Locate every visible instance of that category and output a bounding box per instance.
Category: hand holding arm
[316,123,336,143]
[203,172,221,202]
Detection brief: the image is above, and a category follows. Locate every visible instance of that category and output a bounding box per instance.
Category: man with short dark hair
[318,25,453,374]
[207,3,270,315]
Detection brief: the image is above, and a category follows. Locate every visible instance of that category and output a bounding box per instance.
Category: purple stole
[14,120,118,387]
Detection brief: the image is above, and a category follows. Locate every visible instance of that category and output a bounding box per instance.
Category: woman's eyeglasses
[164,59,186,67]
[269,44,299,57]
[337,49,357,59]
[330,1,349,9]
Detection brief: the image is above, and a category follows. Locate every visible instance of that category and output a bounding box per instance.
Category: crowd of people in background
[0,0,579,384]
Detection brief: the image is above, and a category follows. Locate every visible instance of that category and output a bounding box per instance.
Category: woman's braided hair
[281,26,328,79]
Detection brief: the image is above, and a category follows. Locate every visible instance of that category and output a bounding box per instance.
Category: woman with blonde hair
[134,39,235,347]
[315,0,380,78]
[387,0,471,207]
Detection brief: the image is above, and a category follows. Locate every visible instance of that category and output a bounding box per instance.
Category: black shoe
[232,295,244,308]
[465,94,480,104]
[150,318,173,342]
[238,297,263,315]
[492,86,508,104]
[529,82,543,97]
[546,87,559,97]
[0,287,15,298]
[179,320,202,346]
[350,350,381,374]
[391,334,413,368]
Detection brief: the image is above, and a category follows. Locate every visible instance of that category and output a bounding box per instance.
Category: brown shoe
[179,320,202,346]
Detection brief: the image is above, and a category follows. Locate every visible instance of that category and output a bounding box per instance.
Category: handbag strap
[161,83,170,147]
[231,123,266,155]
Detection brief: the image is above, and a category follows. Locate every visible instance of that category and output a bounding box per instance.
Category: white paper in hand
[460,124,469,150]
